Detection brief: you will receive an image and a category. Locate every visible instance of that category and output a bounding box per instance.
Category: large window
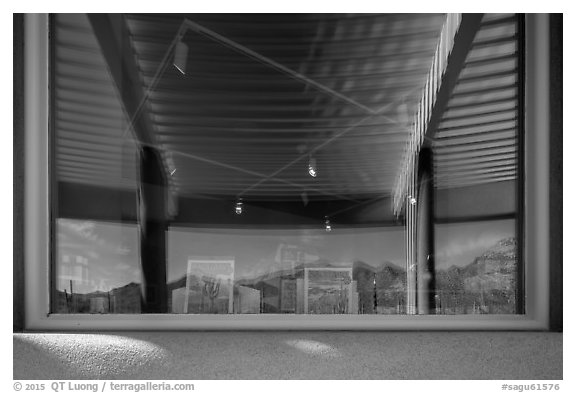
[23,13,552,329]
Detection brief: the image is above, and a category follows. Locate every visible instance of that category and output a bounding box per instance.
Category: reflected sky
[435,219,515,269]
[57,219,140,293]
[167,226,406,282]
[57,218,514,293]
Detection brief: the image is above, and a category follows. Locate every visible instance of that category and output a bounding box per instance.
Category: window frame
[23,13,551,330]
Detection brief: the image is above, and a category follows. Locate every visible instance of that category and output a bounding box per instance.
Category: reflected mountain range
[436,237,517,314]
[54,238,517,314]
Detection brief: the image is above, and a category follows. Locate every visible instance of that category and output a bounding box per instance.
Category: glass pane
[429,13,522,314]
[51,13,523,317]
[52,13,142,314]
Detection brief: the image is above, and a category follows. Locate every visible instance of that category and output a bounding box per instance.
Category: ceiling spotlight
[308,156,317,178]
[173,40,189,75]
[300,191,309,207]
[235,199,243,215]
[325,216,332,232]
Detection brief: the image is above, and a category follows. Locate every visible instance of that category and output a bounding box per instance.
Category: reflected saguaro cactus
[202,276,221,313]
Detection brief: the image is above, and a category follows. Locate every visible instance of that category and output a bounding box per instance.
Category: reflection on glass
[434,220,517,314]
[166,227,406,314]
[55,219,141,314]
[53,218,520,315]
[50,13,523,318]
[53,219,519,315]
[172,258,235,314]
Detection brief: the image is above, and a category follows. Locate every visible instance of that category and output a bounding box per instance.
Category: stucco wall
[14,332,562,380]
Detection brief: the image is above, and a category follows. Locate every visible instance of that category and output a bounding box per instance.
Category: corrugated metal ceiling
[433,14,519,190]
[54,13,520,205]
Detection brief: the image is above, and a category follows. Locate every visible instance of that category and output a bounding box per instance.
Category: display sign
[183,257,235,314]
[280,278,297,313]
[304,267,354,314]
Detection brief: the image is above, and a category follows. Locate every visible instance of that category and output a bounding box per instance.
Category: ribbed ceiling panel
[54,14,139,190]
[124,13,445,201]
[433,13,520,190]
[54,14,521,202]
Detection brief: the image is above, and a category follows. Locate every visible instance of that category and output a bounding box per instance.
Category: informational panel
[183,257,235,314]
[235,285,261,314]
[304,267,354,314]
[280,278,297,313]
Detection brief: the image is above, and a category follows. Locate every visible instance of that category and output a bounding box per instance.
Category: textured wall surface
[14,332,562,380]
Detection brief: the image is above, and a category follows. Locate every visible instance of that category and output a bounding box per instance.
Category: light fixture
[173,40,189,75]
[308,156,317,178]
[235,199,243,215]
[324,216,331,232]
[300,191,309,206]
